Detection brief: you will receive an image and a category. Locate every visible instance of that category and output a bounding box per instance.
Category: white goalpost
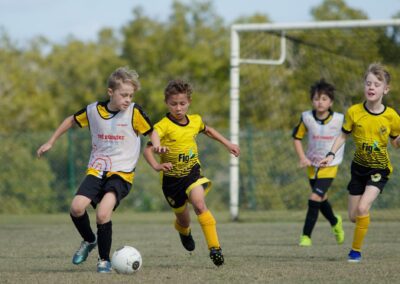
[229,19,400,221]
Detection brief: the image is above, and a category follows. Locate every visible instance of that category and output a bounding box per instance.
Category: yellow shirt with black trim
[155,114,205,177]
[343,102,400,172]
[74,101,153,183]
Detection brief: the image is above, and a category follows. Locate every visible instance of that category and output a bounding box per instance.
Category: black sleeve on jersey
[134,104,154,136]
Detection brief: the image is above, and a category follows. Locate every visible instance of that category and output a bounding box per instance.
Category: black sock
[302,200,320,237]
[97,221,112,261]
[320,199,337,226]
[70,211,96,243]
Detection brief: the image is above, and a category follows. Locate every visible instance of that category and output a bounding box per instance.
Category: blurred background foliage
[1,0,400,214]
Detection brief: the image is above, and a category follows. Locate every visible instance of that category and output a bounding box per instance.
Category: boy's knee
[70,205,86,217]
[96,210,111,224]
[193,203,208,215]
[357,205,369,216]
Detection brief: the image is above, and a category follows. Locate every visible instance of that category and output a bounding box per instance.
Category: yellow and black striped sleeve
[342,107,354,134]
[74,107,89,128]
[133,104,153,136]
[292,117,307,140]
[389,108,400,139]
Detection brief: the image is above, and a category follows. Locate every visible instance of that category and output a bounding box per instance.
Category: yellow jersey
[343,102,400,172]
[155,114,205,177]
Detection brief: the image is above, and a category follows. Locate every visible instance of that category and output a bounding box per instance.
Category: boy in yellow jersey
[320,63,400,262]
[37,67,166,273]
[143,79,240,266]
[293,79,345,247]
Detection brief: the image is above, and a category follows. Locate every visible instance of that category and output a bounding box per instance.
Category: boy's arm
[319,132,348,167]
[293,139,311,168]
[391,136,400,148]
[203,125,240,157]
[148,130,168,153]
[37,115,76,157]
[143,144,173,172]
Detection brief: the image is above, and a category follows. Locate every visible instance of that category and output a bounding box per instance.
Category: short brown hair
[107,67,141,91]
[364,63,390,85]
[164,79,192,101]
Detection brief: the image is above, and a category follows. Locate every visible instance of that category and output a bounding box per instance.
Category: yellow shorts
[307,165,339,179]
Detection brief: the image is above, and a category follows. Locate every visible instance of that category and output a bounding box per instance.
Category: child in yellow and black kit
[320,63,400,262]
[37,67,166,273]
[293,79,345,247]
[143,79,240,266]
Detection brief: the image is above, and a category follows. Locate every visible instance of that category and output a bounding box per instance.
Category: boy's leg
[96,192,117,262]
[70,195,96,265]
[301,199,320,243]
[174,206,195,251]
[319,199,337,226]
[70,196,96,243]
[350,187,379,252]
[189,186,220,249]
[190,186,224,266]
[320,199,344,244]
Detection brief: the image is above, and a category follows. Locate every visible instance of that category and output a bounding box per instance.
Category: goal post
[229,19,400,221]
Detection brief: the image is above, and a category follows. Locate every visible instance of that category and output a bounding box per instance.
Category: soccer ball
[111,246,142,274]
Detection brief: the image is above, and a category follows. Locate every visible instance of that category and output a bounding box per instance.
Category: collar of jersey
[312,110,333,125]
[363,101,386,116]
[166,113,190,126]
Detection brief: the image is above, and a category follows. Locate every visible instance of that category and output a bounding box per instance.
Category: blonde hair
[107,67,141,91]
[364,63,390,85]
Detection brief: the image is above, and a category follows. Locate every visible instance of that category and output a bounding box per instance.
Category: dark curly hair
[164,79,193,102]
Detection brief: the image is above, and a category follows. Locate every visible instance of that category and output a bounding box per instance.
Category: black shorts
[309,178,333,197]
[76,174,131,210]
[162,164,210,210]
[347,162,389,195]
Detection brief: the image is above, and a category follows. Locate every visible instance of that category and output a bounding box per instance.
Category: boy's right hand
[298,157,312,168]
[319,155,334,168]
[37,142,52,158]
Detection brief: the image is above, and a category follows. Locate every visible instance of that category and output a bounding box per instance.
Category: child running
[319,63,400,262]
[143,79,240,266]
[292,79,345,247]
[37,67,166,273]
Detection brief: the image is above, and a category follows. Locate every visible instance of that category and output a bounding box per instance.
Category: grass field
[1,211,399,283]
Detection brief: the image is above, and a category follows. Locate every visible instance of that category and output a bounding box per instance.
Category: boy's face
[312,93,332,114]
[165,93,191,122]
[364,73,389,103]
[107,82,135,111]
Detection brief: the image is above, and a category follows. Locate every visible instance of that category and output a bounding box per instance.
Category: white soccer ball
[111,246,142,274]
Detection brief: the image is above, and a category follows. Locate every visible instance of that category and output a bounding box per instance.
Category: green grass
[1,211,399,283]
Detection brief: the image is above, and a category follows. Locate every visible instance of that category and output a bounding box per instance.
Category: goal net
[229,19,400,220]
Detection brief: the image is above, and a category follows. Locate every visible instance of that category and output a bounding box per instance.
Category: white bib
[302,111,344,167]
[86,102,140,172]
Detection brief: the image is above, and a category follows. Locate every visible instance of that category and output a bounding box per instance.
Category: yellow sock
[198,210,220,249]
[174,220,191,236]
[352,214,370,252]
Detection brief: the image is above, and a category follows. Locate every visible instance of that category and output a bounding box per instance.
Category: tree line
[1,0,400,213]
